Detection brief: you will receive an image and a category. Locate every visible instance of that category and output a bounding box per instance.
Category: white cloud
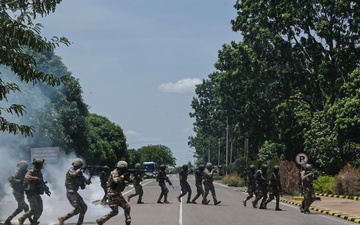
[158,78,202,93]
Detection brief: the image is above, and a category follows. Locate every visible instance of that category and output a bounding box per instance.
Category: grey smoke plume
[0,152,113,224]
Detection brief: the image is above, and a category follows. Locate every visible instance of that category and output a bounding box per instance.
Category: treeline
[189,0,360,175]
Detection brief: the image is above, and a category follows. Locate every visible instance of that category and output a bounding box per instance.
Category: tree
[1,0,69,136]
[86,114,128,166]
[137,144,176,167]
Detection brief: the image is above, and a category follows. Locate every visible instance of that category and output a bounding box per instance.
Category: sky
[36,0,241,166]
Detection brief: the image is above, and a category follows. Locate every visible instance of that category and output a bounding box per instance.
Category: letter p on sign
[296,153,308,165]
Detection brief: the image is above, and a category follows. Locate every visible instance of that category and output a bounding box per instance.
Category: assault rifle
[126,169,146,176]
[37,178,51,196]
[213,165,223,172]
[165,176,174,188]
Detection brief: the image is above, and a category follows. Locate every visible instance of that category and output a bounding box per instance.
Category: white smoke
[0,151,116,224]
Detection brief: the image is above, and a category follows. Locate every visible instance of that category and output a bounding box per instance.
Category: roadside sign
[295,153,308,165]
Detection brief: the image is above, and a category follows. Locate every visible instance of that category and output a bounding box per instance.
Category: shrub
[222,173,243,187]
[334,165,360,196]
[279,160,300,195]
[313,175,335,194]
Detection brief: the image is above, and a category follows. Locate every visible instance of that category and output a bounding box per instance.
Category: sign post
[295,153,308,166]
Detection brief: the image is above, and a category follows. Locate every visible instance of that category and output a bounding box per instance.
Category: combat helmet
[159,164,166,171]
[198,164,205,172]
[135,163,141,169]
[182,164,188,171]
[304,164,312,171]
[72,158,84,168]
[17,160,28,170]
[249,164,256,173]
[116,161,128,169]
[32,158,45,169]
[206,162,213,169]
[273,165,279,174]
[261,164,268,173]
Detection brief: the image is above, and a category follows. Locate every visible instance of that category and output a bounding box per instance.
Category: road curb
[316,193,360,200]
[280,198,360,224]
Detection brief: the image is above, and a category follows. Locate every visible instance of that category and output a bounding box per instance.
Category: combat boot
[18,217,25,225]
[251,200,257,208]
[242,200,246,207]
[3,219,12,225]
[96,219,103,225]
[58,217,65,225]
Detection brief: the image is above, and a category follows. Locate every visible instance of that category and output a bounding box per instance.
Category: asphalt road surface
[0,174,355,225]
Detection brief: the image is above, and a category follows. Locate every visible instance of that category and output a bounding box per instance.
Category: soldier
[127,163,144,204]
[177,164,192,203]
[4,161,29,225]
[191,164,205,204]
[156,164,172,204]
[100,166,109,204]
[300,164,317,214]
[201,162,221,205]
[58,158,91,225]
[263,165,282,211]
[242,164,257,207]
[96,161,133,225]
[18,158,51,225]
[252,164,268,209]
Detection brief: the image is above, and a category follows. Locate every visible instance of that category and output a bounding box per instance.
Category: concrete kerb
[316,193,360,201]
[280,197,360,224]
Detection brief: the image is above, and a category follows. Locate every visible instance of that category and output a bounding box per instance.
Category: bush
[279,160,300,195]
[313,175,335,194]
[222,173,243,187]
[334,165,360,196]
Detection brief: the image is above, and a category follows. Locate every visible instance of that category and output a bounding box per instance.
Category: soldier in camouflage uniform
[156,164,172,204]
[96,161,134,225]
[191,164,205,204]
[127,163,144,204]
[242,164,257,207]
[300,164,317,214]
[100,166,109,204]
[252,164,268,209]
[177,164,192,203]
[58,158,91,225]
[263,165,282,211]
[18,158,51,225]
[4,161,29,225]
[201,163,221,205]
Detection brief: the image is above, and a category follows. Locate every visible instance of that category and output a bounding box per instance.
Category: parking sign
[295,153,308,165]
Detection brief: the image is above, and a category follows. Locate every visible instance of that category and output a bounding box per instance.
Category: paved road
[0,174,356,225]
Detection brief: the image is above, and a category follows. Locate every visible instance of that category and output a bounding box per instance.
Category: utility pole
[226,117,229,176]
[218,139,220,166]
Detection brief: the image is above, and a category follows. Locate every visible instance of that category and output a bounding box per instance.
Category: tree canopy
[137,144,177,167]
[190,0,360,174]
[0,0,69,136]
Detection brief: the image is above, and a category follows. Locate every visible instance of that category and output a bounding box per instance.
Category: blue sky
[37,0,240,166]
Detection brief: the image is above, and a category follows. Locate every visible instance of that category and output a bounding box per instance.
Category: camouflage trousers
[5,190,29,223]
[18,192,43,224]
[128,183,143,203]
[202,182,219,204]
[157,182,169,202]
[97,189,131,224]
[101,183,107,203]
[59,191,88,225]
[265,186,280,208]
[191,182,204,202]
[178,181,192,202]
[301,187,316,212]
[244,183,256,202]
[253,186,268,208]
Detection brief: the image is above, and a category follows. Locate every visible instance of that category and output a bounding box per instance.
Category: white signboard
[31,147,60,163]
[295,152,308,165]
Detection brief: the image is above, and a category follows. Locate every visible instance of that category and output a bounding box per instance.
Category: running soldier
[18,158,51,225]
[96,161,133,225]
[127,163,144,204]
[201,163,221,205]
[100,166,109,204]
[191,164,205,204]
[252,164,268,209]
[177,164,192,203]
[242,164,257,207]
[300,164,317,214]
[156,164,172,204]
[4,161,29,225]
[263,165,282,211]
[58,158,91,225]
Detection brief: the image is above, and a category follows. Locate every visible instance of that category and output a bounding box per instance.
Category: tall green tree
[137,144,176,167]
[86,114,128,166]
[0,0,69,136]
